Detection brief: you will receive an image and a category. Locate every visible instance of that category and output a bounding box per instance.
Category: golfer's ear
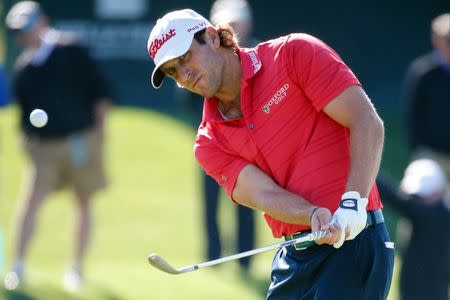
[205,26,220,48]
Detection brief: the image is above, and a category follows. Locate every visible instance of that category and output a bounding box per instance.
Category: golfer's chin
[191,85,217,99]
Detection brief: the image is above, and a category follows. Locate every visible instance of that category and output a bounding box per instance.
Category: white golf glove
[330,191,368,249]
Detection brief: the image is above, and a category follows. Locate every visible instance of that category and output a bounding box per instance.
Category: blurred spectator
[403,13,450,178]
[209,0,259,48]
[0,60,10,278]
[0,65,10,107]
[175,0,258,270]
[377,159,450,300]
[0,42,11,280]
[3,1,112,292]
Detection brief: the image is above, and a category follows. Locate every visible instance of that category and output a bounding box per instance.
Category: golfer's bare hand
[310,207,349,245]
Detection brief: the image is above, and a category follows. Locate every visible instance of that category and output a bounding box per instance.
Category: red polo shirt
[194,33,382,238]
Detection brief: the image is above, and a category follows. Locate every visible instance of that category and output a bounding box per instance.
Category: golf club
[148,230,327,275]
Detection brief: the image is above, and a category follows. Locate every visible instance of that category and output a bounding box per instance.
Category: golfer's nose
[179,65,192,85]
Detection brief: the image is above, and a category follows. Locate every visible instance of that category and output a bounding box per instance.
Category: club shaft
[186,231,326,271]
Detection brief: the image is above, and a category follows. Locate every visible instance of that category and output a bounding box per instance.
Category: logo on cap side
[187,21,208,33]
[148,29,177,59]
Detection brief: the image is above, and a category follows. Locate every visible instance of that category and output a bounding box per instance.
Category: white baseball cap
[147,9,211,89]
[400,159,449,199]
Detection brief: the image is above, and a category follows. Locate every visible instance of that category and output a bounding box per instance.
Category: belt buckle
[294,242,311,251]
[291,232,313,250]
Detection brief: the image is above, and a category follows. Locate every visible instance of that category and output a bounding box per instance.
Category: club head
[148,253,182,274]
[148,253,199,275]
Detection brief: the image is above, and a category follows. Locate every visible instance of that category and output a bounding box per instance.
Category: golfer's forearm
[233,164,316,225]
[346,112,384,197]
[252,190,316,225]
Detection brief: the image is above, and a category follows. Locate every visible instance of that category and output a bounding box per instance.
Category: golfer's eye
[167,66,177,76]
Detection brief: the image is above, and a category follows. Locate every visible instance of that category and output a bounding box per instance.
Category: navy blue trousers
[267,223,394,300]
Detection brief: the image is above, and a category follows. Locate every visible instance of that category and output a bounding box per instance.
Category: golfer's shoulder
[257,33,330,60]
[268,33,327,47]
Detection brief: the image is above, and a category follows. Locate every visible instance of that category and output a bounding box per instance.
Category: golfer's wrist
[309,206,320,223]
[340,191,362,211]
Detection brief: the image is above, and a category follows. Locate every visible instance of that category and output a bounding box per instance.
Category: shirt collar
[202,47,263,123]
[238,47,263,81]
[202,97,221,122]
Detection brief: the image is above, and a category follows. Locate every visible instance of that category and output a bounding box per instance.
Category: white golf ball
[29,109,48,128]
[4,271,19,290]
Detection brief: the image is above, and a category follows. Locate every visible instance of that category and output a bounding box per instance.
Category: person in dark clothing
[3,1,112,292]
[403,13,450,178]
[377,159,450,300]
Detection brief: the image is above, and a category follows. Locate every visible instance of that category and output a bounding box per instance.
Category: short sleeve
[287,34,360,111]
[194,125,250,200]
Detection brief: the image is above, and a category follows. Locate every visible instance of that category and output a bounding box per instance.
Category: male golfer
[147,9,393,299]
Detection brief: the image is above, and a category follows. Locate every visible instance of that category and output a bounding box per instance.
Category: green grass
[0,106,401,299]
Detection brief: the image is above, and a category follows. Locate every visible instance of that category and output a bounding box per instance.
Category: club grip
[308,230,327,241]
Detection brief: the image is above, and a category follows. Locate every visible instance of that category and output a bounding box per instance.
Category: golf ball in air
[29,109,48,128]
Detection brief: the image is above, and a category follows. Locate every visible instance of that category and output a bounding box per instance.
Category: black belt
[365,209,384,228]
[284,209,384,250]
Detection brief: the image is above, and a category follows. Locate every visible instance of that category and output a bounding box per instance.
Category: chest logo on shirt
[262,83,290,114]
